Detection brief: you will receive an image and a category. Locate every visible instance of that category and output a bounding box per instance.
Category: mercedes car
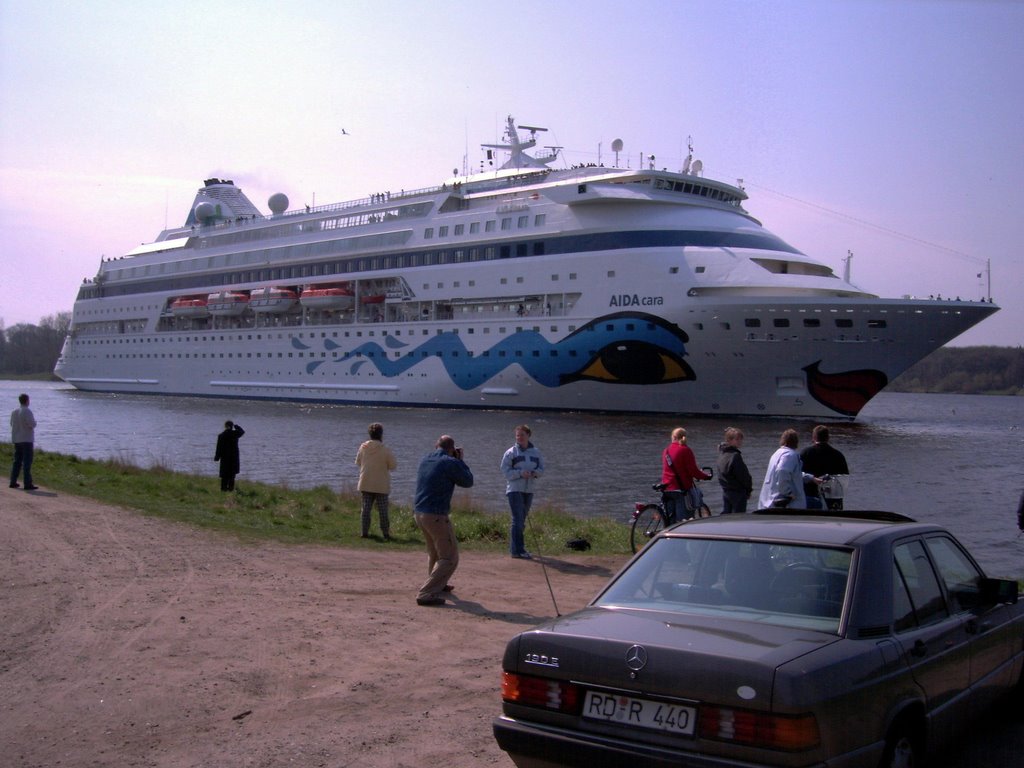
[494,510,1023,767]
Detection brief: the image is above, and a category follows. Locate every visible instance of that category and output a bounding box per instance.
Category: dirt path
[2,488,1020,767]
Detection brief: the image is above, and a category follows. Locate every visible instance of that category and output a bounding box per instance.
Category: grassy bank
[0,444,632,556]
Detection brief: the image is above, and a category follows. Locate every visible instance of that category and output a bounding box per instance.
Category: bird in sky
[341,128,350,135]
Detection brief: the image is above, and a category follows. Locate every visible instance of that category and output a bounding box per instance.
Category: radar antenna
[611,138,624,168]
[682,136,694,174]
[480,115,559,170]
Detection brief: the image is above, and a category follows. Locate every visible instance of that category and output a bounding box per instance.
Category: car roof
[662,510,949,549]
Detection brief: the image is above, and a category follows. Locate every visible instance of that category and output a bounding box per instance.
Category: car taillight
[502,671,581,714]
[699,706,819,751]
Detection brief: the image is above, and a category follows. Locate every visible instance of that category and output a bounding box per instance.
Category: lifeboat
[360,293,386,304]
[207,291,250,316]
[170,295,209,318]
[249,287,298,313]
[300,283,354,311]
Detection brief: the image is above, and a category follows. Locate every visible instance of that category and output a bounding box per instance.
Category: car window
[893,540,949,631]
[595,538,851,633]
[924,535,983,613]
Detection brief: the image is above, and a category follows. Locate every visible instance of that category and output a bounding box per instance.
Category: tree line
[0,313,71,376]
[0,313,1020,395]
[889,345,1024,395]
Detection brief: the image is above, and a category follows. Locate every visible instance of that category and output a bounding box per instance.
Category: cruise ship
[55,117,998,419]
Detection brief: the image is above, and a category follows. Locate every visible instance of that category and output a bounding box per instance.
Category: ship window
[439,226,449,237]
[424,228,434,239]
[607,270,615,278]
[694,323,704,330]
[517,243,528,257]
[533,242,545,256]
[501,218,512,230]
[518,215,529,228]
[774,319,790,328]
[500,246,511,259]
[745,318,761,328]
[454,224,464,235]
[694,266,705,273]
[720,322,731,330]
[485,221,496,232]
[835,319,854,328]
[535,214,545,226]
[803,318,820,327]
[578,184,587,193]
[470,222,480,234]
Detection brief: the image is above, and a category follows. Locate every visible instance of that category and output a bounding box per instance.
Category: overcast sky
[1,0,1021,346]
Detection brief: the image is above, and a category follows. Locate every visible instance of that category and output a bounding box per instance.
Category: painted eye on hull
[567,340,695,385]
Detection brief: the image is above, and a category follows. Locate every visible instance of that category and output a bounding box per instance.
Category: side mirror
[979,577,1019,606]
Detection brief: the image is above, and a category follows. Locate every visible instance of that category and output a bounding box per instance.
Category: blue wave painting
[305,312,695,390]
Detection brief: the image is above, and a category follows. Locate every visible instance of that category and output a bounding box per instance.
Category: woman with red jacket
[660,427,711,524]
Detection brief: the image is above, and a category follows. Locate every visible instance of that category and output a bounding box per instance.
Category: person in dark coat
[716,427,753,514]
[214,420,245,491]
[800,425,849,510]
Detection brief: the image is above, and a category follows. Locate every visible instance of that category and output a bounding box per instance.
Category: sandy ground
[2,488,1021,768]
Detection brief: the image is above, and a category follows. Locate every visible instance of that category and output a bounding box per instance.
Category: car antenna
[527,515,561,616]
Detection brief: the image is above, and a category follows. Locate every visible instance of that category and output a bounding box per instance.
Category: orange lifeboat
[249,287,298,313]
[207,291,250,316]
[300,283,355,311]
[170,295,209,318]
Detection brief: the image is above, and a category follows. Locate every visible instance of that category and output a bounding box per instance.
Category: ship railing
[192,184,448,234]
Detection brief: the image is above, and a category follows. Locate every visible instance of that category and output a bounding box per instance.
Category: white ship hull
[55,118,998,419]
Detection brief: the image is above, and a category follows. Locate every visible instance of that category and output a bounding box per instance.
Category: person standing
[214,420,245,491]
[800,425,850,510]
[9,393,38,491]
[413,435,473,606]
[500,424,545,559]
[660,427,712,523]
[355,422,398,540]
[716,427,752,514]
[759,429,809,509]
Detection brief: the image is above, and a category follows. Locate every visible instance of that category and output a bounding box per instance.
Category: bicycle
[818,473,848,511]
[630,469,714,553]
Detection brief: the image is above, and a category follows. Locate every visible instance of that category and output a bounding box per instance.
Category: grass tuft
[1,444,633,555]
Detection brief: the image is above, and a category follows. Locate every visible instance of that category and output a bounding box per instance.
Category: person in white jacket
[759,429,814,510]
[500,424,545,559]
[9,393,38,490]
[355,422,398,540]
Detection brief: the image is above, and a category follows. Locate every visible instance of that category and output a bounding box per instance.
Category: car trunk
[509,606,840,710]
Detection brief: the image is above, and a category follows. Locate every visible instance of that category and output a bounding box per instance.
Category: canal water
[3,380,1022,579]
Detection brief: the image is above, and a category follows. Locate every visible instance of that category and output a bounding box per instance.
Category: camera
[454,446,464,460]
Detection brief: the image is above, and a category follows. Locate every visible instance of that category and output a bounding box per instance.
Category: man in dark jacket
[716,427,753,513]
[800,425,849,509]
[413,435,473,606]
[214,421,245,491]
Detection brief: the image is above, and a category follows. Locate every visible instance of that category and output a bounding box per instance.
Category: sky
[1,0,1021,347]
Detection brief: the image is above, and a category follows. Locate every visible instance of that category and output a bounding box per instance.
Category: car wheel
[879,723,921,768]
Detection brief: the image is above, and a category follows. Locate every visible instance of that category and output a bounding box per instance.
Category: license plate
[582,690,696,735]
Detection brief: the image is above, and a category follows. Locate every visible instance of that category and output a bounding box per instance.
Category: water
[3,380,1022,579]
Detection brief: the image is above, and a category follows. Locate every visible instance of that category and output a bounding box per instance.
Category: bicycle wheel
[631,504,665,553]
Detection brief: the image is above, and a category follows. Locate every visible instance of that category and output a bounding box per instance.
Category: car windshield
[596,537,853,633]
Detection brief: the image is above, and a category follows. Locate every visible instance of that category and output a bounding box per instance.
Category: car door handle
[911,639,927,658]
[965,619,990,635]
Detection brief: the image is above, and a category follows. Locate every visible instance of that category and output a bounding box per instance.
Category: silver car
[494,511,1023,767]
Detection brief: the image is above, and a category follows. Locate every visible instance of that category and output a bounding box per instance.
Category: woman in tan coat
[355,422,398,540]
